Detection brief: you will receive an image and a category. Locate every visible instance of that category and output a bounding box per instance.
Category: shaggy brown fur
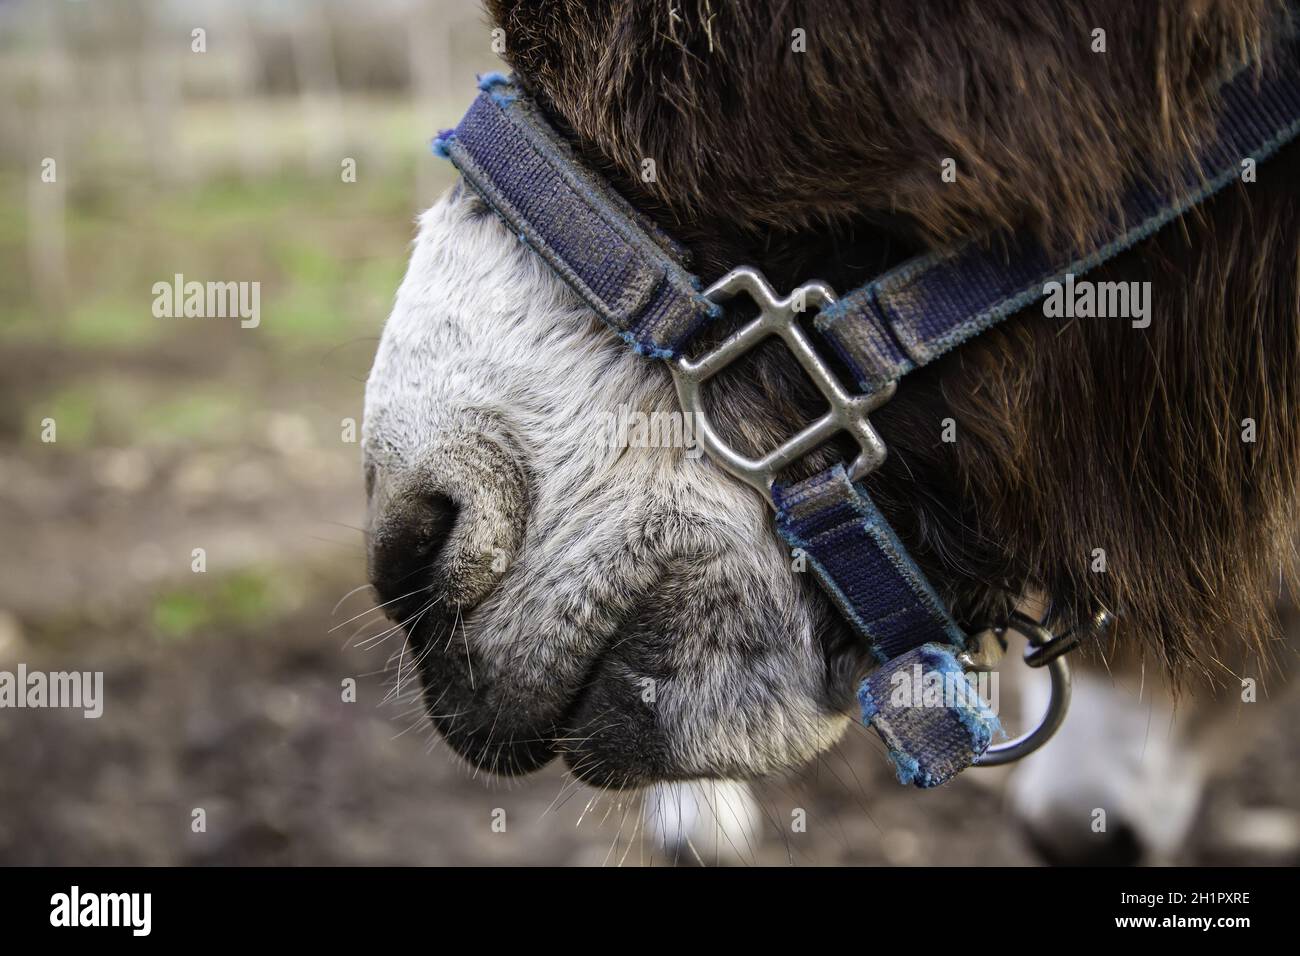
[485,0,1300,685]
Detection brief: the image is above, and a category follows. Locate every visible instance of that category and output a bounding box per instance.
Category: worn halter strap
[433,48,1300,787]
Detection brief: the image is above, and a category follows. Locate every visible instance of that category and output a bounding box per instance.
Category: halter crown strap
[432,44,1300,787]
[816,52,1300,392]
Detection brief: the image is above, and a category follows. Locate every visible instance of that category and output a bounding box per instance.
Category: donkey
[363,0,1300,855]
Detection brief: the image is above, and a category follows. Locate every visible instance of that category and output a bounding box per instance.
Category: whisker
[329,584,431,632]
[332,582,375,616]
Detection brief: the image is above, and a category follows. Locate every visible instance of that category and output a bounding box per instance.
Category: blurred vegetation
[0,0,497,453]
[153,566,309,641]
[0,0,499,631]
[3,165,417,346]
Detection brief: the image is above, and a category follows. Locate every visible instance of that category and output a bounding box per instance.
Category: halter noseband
[431,47,1300,787]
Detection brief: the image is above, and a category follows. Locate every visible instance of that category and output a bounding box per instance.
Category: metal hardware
[1022,606,1113,668]
[956,628,1008,671]
[971,612,1077,767]
[670,266,1104,771]
[671,266,896,503]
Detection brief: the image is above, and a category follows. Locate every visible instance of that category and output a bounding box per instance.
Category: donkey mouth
[400,612,561,778]
[398,599,651,783]
[388,523,852,788]
[398,591,715,788]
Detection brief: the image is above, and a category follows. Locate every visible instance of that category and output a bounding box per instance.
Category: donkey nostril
[365,429,528,615]
[367,490,459,606]
[412,493,458,558]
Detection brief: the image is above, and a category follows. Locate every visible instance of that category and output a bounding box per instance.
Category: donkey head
[363,0,1300,788]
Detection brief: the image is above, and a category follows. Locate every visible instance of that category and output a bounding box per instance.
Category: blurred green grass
[153,567,306,641]
[1,102,460,449]
[3,165,428,349]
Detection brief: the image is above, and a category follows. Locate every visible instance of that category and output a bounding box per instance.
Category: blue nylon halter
[432,49,1300,788]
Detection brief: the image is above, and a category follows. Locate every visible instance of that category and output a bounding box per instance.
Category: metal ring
[1005,611,1054,649]
[972,649,1071,766]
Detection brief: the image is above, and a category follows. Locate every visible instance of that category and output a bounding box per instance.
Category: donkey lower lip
[392,612,555,777]
[397,592,682,786]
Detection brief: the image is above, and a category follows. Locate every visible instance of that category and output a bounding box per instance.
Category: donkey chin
[362,186,866,788]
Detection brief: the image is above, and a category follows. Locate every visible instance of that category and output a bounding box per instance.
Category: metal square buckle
[671,266,897,503]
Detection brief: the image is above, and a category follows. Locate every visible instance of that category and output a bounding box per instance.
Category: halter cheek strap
[432,46,1300,787]
[775,467,990,788]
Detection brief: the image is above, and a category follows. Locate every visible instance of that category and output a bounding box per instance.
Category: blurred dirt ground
[1,546,1299,866]
[2,420,1299,866]
[3,0,1300,867]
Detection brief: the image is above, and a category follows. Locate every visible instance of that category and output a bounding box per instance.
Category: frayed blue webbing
[774,466,995,787]
[434,73,719,359]
[815,48,1300,392]
[858,644,1001,788]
